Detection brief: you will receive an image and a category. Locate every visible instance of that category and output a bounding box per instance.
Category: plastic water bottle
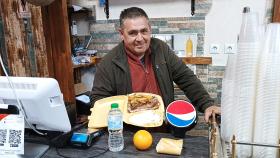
[108,103,124,152]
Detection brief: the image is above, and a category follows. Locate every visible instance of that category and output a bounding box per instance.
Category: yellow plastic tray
[88,93,164,128]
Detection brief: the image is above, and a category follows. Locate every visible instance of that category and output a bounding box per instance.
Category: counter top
[43,130,209,158]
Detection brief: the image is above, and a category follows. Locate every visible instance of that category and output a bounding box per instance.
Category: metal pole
[231,135,236,158]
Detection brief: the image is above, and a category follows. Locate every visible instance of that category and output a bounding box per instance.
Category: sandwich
[127,93,160,113]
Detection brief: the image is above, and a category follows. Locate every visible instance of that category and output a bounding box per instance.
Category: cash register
[0,76,72,157]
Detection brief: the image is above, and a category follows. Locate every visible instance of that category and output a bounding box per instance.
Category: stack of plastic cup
[253,23,280,158]
[221,54,237,142]
[239,12,261,43]
[233,11,262,158]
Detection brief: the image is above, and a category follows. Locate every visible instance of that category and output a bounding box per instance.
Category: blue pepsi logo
[166,100,196,128]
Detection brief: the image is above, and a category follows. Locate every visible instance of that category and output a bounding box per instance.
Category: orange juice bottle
[185,37,193,57]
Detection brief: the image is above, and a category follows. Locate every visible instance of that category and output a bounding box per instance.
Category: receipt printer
[70,129,104,148]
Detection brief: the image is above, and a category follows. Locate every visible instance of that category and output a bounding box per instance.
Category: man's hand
[204,105,221,123]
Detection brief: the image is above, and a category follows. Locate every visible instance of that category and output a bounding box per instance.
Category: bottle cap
[111,103,119,109]
[243,7,250,13]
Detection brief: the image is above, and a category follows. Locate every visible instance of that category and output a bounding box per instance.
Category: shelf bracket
[104,0,109,19]
[191,0,195,16]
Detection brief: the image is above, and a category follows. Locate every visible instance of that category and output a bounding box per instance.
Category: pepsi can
[166,100,197,138]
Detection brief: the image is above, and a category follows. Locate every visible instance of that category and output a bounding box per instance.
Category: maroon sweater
[126,49,161,96]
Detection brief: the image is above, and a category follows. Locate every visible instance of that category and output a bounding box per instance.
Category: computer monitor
[0,76,71,132]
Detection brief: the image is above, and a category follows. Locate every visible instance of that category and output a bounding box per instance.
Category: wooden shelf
[73,62,95,69]
[181,57,212,65]
[72,57,102,69]
[72,56,211,68]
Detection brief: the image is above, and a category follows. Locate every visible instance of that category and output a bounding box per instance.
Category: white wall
[95,0,191,20]
[205,0,267,66]
[71,0,191,19]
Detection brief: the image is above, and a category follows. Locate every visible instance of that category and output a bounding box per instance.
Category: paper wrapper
[88,95,127,128]
[125,93,164,127]
[156,138,183,155]
[88,93,164,128]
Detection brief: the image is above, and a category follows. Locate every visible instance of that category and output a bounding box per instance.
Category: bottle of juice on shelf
[186,37,193,57]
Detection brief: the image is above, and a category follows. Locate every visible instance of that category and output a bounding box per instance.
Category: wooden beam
[0,0,49,77]
[41,0,75,105]
[273,0,280,22]
[41,4,54,78]
[29,4,49,77]
[181,57,212,65]
[1,0,76,123]
[0,6,7,76]
[0,0,31,76]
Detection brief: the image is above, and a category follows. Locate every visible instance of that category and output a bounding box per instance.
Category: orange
[133,130,153,150]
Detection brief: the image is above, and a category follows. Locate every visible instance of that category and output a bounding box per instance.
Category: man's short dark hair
[119,7,149,28]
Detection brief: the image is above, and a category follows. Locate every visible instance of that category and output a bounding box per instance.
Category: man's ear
[118,28,124,41]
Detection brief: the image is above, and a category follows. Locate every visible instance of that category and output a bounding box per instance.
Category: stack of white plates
[253,23,280,158]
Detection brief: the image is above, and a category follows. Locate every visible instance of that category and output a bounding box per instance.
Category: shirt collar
[125,47,151,63]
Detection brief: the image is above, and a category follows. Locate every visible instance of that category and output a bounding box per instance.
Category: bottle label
[108,115,123,130]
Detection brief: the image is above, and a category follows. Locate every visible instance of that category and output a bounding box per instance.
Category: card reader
[70,129,104,148]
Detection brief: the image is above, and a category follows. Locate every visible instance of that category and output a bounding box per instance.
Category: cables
[0,52,46,136]
[55,147,109,158]
[54,121,108,157]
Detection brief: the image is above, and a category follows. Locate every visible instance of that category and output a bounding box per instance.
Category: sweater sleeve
[90,60,115,107]
[165,47,214,113]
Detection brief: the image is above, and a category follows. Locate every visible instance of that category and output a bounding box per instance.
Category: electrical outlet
[210,44,220,54]
[224,43,235,54]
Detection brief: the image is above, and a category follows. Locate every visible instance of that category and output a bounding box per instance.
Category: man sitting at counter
[90,7,220,123]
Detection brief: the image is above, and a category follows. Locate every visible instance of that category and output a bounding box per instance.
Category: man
[91,7,220,122]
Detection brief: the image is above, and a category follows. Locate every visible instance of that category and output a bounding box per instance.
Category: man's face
[119,17,151,57]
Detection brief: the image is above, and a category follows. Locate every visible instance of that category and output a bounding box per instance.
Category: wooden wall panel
[273,0,280,22]
[29,4,49,77]
[0,15,7,76]
[0,0,31,76]
[0,0,49,77]
[0,0,75,106]
[1,0,76,123]
[41,0,75,104]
